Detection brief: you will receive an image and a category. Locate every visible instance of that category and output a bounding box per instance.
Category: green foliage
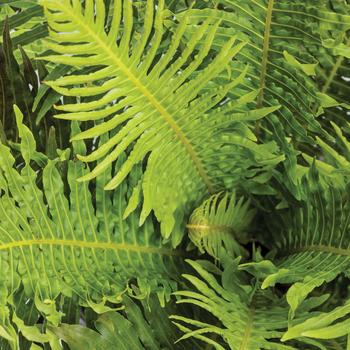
[241,169,350,319]
[283,301,350,343]
[171,259,325,350]
[38,0,283,244]
[0,15,70,155]
[0,109,182,348]
[176,0,350,197]
[1,0,350,349]
[187,192,255,259]
[0,2,47,52]
[14,295,197,350]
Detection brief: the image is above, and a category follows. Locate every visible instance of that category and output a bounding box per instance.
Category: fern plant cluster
[0,0,350,349]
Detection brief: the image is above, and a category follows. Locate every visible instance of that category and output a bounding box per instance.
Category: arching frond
[187,192,255,259]
[2,2,350,349]
[177,0,350,197]
[314,0,350,127]
[0,107,183,348]
[171,259,322,350]
[246,168,350,318]
[39,0,283,242]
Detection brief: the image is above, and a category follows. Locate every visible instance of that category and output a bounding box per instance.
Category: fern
[39,0,283,242]
[1,1,350,349]
[11,295,198,350]
[0,16,71,156]
[171,259,326,350]
[244,168,350,319]
[303,120,350,184]
[187,192,255,259]
[0,107,182,348]
[177,0,350,197]
[0,2,47,55]
[283,300,350,343]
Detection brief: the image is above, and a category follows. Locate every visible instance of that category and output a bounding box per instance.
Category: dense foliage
[0,0,350,349]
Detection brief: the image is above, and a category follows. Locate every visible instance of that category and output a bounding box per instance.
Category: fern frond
[0,107,183,347]
[171,259,322,350]
[15,295,198,350]
[314,0,350,124]
[0,3,47,54]
[246,168,350,318]
[177,0,350,197]
[188,0,350,129]
[187,192,255,259]
[38,0,283,242]
[283,300,350,346]
[303,120,350,185]
[0,19,71,157]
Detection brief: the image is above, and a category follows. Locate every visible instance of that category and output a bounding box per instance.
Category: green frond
[0,18,69,154]
[246,168,350,318]
[176,0,350,197]
[2,2,350,349]
[12,295,198,350]
[0,2,47,55]
[0,19,34,142]
[187,192,255,259]
[283,300,350,346]
[171,259,322,350]
[0,107,183,348]
[313,0,350,125]
[39,0,283,242]
[303,120,350,185]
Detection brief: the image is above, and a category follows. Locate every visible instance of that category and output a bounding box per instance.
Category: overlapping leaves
[187,192,255,259]
[171,258,328,350]
[255,169,350,318]
[9,295,198,350]
[1,1,350,349]
[39,0,283,244]
[177,0,350,198]
[0,107,183,348]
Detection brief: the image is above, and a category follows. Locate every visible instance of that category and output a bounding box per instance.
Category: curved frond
[247,169,350,317]
[178,0,350,196]
[0,107,183,348]
[187,192,255,259]
[2,293,200,349]
[171,259,321,350]
[315,0,350,126]
[39,0,283,241]
[303,120,350,186]
[0,3,47,55]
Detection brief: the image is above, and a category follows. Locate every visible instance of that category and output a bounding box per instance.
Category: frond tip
[282,300,350,343]
[187,192,255,258]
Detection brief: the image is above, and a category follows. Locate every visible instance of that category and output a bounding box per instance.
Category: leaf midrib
[0,238,182,256]
[51,2,214,193]
[257,0,274,108]
[281,244,350,258]
[186,223,235,235]
[238,305,255,350]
